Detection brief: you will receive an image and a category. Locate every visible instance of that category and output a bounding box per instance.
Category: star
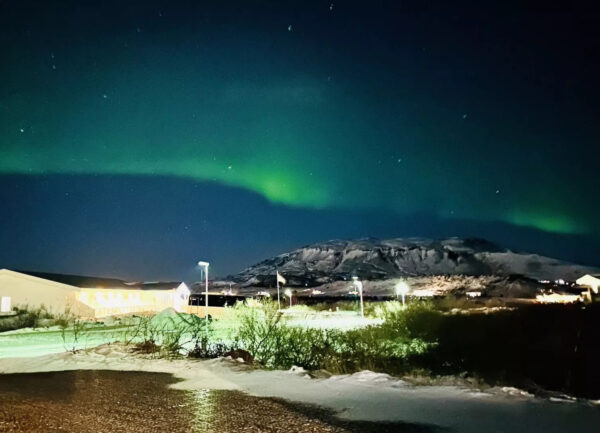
[19,128,24,133]
[462,113,468,119]
[288,25,292,32]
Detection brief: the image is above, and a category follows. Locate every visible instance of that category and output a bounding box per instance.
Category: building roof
[579,274,600,281]
[137,281,184,291]
[14,270,180,291]
[0,269,81,292]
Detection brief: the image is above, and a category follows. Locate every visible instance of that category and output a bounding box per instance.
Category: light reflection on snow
[190,389,216,433]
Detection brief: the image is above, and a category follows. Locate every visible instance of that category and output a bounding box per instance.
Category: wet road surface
[0,370,437,432]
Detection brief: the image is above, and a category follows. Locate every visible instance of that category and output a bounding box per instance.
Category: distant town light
[395,281,410,307]
[284,288,293,307]
[536,293,581,304]
[395,281,410,296]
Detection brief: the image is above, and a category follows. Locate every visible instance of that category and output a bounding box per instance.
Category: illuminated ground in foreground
[0,344,599,433]
[0,370,418,433]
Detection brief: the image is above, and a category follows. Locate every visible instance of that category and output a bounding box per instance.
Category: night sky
[1,1,599,280]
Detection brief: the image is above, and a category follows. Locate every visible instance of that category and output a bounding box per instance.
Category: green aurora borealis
[1,1,599,240]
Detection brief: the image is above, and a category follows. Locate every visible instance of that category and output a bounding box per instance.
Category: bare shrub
[60,316,92,353]
[227,300,436,373]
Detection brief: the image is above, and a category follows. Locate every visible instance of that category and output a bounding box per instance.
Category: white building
[576,274,600,300]
[0,269,190,318]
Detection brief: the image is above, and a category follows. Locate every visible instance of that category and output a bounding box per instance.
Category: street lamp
[352,276,364,318]
[395,281,410,308]
[284,288,292,307]
[197,261,210,320]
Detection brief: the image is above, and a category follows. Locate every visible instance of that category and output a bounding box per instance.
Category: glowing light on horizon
[395,281,410,307]
[535,293,581,304]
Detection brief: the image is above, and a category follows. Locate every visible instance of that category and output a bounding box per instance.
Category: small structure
[0,269,190,318]
[576,274,600,301]
[187,293,245,319]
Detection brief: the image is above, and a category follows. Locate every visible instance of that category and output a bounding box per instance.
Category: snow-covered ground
[0,309,376,360]
[282,309,383,329]
[0,324,126,358]
[0,344,598,433]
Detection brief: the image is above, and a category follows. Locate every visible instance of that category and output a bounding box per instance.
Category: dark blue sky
[1,1,599,279]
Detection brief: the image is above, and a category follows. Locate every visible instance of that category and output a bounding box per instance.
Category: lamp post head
[197,261,210,268]
[395,281,410,296]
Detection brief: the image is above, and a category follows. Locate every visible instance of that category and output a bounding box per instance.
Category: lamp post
[352,276,364,318]
[197,261,210,320]
[284,288,292,308]
[395,281,410,308]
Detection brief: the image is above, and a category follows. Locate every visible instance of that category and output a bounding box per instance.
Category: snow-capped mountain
[232,237,598,287]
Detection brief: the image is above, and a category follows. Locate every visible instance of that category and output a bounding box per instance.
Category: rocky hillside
[232,237,598,287]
